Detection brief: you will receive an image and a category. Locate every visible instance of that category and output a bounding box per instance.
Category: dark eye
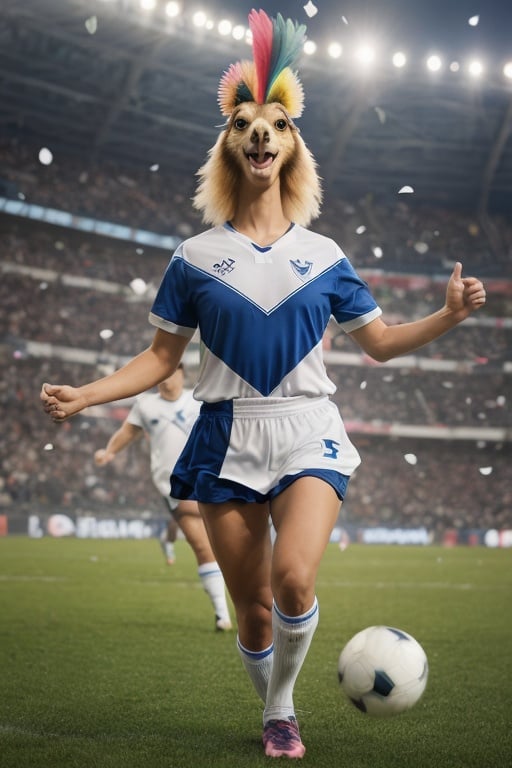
[275,119,288,131]
[234,118,248,130]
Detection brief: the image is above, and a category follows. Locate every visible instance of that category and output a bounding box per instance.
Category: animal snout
[250,122,271,145]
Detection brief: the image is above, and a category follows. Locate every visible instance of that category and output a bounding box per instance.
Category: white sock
[197,562,231,623]
[263,598,319,725]
[237,637,274,702]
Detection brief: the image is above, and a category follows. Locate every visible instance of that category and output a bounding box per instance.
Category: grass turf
[0,538,511,767]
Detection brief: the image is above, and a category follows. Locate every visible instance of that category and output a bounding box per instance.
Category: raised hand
[40,383,87,422]
[445,261,486,321]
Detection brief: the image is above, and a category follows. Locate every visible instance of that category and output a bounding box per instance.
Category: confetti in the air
[85,16,98,35]
[374,106,386,124]
[99,328,114,340]
[43,443,54,451]
[304,2,318,18]
[372,246,383,259]
[479,466,493,476]
[355,225,366,234]
[468,15,480,27]
[38,147,53,166]
[360,380,367,390]
[149,163,159,172]
[130,278,147,295]
[404,453,418,466]
[341,16,349,25]
[398,185,414,194]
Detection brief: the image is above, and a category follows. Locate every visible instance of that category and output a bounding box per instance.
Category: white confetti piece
[355,225,366,234]
[38,147,53,166]
[479,466,493,476]
[359,380,367,390]
[414,241,429,254]
[85,16,98,35]
[372,246,383,259]
[468,15,479,27]
[43,443,54,451]
[341,15,349,25]
[304,1,318,18]
[99,328,114,340]
[130,278,147,295]
[374,106,386,124]
[404,453,418,465]
[149,163,159,172]
[398,185,414,194]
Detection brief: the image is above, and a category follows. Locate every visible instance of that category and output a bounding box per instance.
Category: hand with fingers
[40,383,87,422]
[445,261,486,322]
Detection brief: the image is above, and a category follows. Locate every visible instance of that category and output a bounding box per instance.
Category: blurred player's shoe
[262,717,305,759]
[215,616,233,632]
[160,538,176,565]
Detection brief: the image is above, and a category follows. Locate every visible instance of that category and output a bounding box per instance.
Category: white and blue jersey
[149,223,381,401]
[127,389,200,497]
[148,223,381,503]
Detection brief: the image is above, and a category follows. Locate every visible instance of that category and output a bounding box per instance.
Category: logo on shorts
[290,259,313,281]
[213,258,236,276]
[322,439,340,459]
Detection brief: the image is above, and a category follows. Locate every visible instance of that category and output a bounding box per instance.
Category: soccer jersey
[127,389,200,497]
[149,223,381,402]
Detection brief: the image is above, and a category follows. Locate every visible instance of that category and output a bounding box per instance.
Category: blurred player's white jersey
[149,223,381,402]
[127,389,200,496]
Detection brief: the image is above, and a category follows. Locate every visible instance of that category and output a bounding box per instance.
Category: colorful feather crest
[218,9,306,118]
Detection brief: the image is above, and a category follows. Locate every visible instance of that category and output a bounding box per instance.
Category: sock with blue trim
[237,637,274,702]
[197,562,231,625]
[263,597,319,724]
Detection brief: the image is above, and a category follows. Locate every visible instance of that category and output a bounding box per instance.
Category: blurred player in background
[94,365,232,632]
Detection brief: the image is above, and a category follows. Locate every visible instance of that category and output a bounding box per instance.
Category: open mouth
[246,151,276,170]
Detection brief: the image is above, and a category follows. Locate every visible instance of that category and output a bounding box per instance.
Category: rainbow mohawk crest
[218,8,306,118]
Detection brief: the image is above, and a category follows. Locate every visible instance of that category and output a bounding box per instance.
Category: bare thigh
[199,500,273,649]
[270,476,342,615]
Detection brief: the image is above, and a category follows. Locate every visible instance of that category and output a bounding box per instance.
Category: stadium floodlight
[450,61,460,72]
[164,2,180,18]
[468,60,484,77]
[503,61,512,79]
[426,54,442,72]
[192,11,207,28]
[139,0,156,11]
[232,24,245,41]
[303,40,317,56]
[327,42,343,59]
[355,44,376,66]
[218,20,232,36]
[392,51,407,68]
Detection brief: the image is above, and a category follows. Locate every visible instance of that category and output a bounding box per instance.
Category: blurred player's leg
[159,513,178,565]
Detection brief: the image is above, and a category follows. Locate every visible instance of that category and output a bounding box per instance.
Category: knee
[236,598,272,650]
[271,563,315,617]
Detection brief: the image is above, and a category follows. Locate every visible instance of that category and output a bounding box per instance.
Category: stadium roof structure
[2,0,512,214]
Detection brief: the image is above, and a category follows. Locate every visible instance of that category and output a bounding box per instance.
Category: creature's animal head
[193,9,322,227]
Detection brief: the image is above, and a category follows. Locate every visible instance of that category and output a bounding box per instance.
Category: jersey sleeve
[331,256,382,333]
[149,246,198,338]
[126,398,144,429]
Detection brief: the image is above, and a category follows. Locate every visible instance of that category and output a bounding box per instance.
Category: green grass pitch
[0,538,511,768]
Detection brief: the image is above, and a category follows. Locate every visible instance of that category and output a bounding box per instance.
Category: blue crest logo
[290,259,313,281]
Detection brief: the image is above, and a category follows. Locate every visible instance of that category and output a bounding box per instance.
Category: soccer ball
[338,625,428,717]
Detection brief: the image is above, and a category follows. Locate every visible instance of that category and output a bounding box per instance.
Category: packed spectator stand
[1,141,510,541]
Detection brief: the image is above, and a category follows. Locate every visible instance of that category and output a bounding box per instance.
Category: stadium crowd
[1,141,510,537]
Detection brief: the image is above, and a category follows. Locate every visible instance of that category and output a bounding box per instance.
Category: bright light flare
[165,2,180,18]
[303,40,317,56]
[218,20,232,36]
[355,44,376,66]
[192,11,207,28]
[327,42,343,59]
[503,61,512,79]
[392,51,407,68]
[232,24,245,41]
[426,54,442,72]
[468,59,484,77]
[139,0,156,11]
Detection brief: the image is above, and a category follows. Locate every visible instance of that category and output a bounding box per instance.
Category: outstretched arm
[94,421,143,466]
[350,262,486,362]
[41,328,189,422]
